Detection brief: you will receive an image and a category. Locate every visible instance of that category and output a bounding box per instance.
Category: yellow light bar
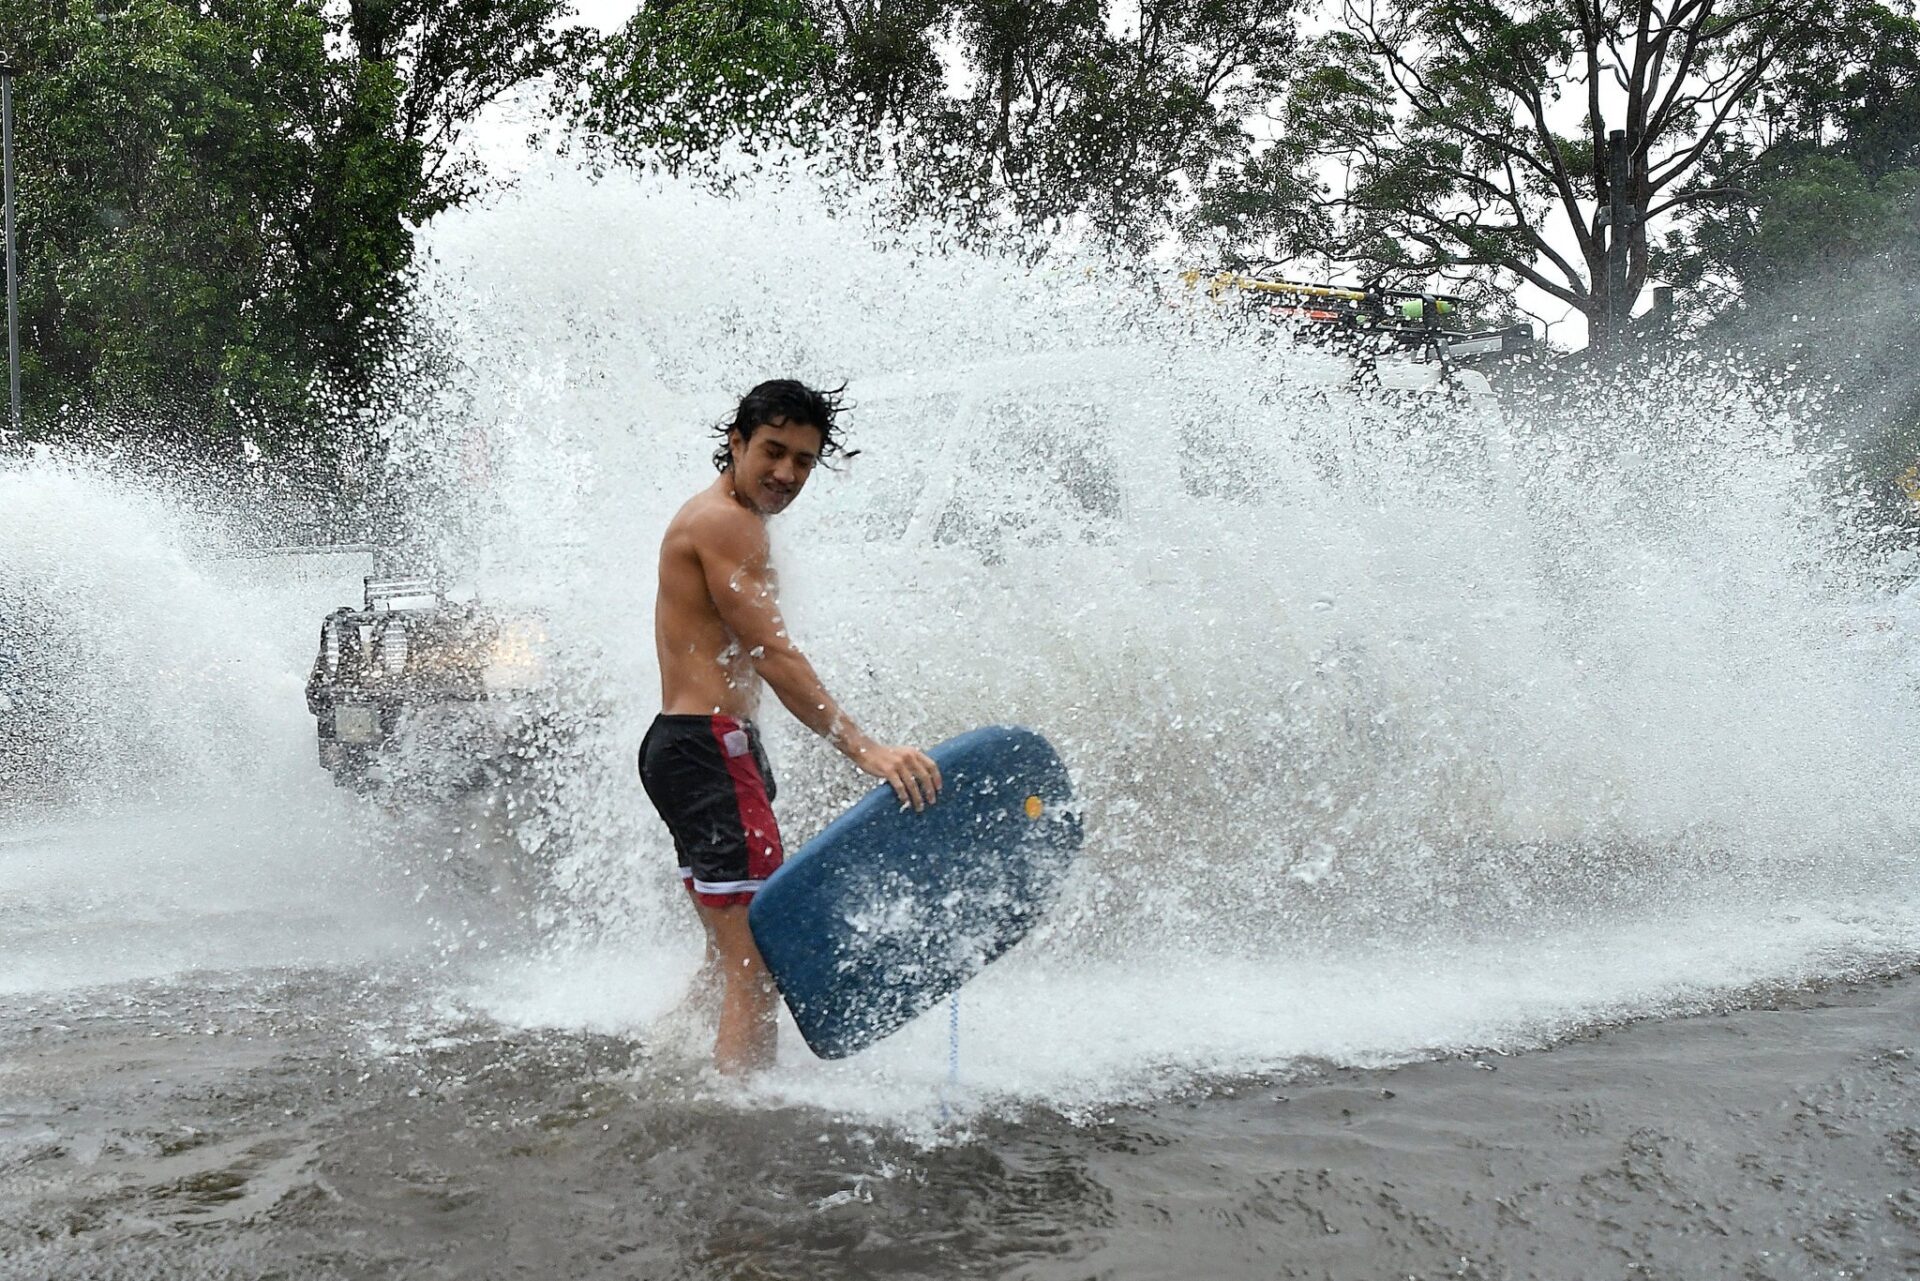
[1180,270,1370,302]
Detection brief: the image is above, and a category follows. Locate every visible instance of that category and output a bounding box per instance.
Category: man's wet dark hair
[712,379,854,472]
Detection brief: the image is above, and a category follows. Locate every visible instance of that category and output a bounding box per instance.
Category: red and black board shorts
[638,713,785,908]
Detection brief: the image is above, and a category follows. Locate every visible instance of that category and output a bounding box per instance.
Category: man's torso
[655,482,766,718]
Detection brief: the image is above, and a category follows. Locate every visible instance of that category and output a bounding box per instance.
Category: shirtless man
[638,379,943,1075]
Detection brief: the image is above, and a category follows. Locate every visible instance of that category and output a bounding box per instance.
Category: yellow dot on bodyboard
[1023,795,1044,820]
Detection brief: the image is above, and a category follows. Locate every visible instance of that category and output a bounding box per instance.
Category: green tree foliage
[1,0,582,479]
[896,1,1296,252]
[572,1,1297,253]
[1667,0,1920,521]
[1670,0,1919,300]
[1214,0,1819,348]
[7,0,329,453]
[568,0,837,178]
[298,0,589,455]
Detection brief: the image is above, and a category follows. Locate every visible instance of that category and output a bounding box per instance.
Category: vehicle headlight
[483,621,546,693]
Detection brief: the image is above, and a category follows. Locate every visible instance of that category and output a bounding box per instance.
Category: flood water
[6,958,1919,1279]
[3,159,1919,1278]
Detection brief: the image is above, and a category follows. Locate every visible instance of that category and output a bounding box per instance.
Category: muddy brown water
[3,967,1917,1281]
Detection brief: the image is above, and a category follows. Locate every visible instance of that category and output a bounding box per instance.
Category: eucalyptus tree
[573,1,1299,254]
[1221,0,1823,348]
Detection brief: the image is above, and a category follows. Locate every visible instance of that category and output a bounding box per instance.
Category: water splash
[380,160,1920,1111]
[0,455,506,992]
[4,155,1916,1117]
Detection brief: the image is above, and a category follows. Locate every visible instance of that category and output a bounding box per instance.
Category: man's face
[729,418,824,515]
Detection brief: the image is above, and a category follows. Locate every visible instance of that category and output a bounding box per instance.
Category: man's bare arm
[693,506,942,809]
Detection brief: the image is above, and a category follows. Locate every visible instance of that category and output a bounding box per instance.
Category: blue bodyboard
[747,725,1082,1059]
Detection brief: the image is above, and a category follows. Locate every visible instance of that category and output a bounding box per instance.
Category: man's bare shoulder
[669,484,766,559]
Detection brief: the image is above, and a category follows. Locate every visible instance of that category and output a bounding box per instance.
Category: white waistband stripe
[691,877,765,895]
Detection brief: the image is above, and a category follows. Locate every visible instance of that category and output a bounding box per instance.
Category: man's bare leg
[652,884,727,1054]
[693,900,778,1075]
[674,880,722,1017]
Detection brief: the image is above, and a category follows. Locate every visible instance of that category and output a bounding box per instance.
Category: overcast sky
[573,0,640,33]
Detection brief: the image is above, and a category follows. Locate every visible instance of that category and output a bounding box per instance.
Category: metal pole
[1,59,19,432]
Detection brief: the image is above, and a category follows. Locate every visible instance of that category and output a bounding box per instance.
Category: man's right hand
[854,743,944,812]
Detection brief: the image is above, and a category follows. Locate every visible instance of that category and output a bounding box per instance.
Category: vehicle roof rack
[1186,270,1468,322]
[1184,270,1534,366]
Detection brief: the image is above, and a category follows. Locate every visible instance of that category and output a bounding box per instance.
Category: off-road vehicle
[304,576,547,800]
